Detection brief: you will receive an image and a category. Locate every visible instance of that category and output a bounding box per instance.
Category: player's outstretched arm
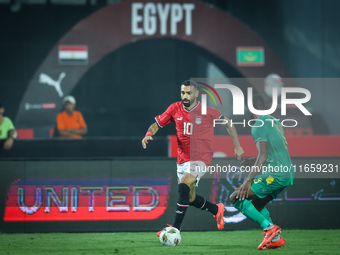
[222,116,244,160]
[142,122,160,149]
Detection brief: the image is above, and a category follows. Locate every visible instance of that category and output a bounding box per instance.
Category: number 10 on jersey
[184,122,193,135]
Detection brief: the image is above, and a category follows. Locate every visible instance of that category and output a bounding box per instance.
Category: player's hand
[4,138,14,150]
[235,180,252,201]
[240,157,257,167]
[142,136,153,149]
[234,146,244,160]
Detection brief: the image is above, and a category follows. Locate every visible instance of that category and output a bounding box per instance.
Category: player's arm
[220,116,244,160]
[236,141,268,200]
[246,141,268,182]
[3,130,16,150]
[142,122,160,149]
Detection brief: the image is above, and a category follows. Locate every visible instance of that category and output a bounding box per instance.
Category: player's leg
[230,174,283,230]
[252,190,286,249]
[251,196,274,224]
[172,172,197,230]
[189,186,224,230]
[187,161,219,214]
[156,162,191,236]
[187,161,224,230]
[189,186,218,215]
[230,188,273,230]
[252,196,283,244]
[230,176,281,249]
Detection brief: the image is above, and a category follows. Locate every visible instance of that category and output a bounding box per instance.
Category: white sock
[264,223,274,231]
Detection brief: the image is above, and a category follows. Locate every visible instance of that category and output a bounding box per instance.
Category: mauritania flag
[236,47,264,66]
[58,45,88,65]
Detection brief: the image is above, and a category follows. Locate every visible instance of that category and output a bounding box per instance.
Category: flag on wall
[58,45,88,65]
[236,47,264,66]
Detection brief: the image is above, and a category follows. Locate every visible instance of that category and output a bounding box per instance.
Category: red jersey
[155,101,220,166]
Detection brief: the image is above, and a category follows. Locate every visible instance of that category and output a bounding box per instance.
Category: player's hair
[181,80,198,89]
[252,94,266,110]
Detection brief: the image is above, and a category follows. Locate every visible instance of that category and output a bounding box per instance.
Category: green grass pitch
[0,230,339,255]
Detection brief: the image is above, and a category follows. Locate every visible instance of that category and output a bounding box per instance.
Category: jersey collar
[183,101,200,112]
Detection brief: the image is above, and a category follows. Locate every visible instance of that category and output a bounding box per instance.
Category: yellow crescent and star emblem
[243,52,258,62]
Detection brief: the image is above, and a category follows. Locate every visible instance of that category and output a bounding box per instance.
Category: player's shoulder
[258,115,267,120]
[168,101,183,111]
[259,114,278,120]
[260,115,280,125]
[207,106,219,113]
[172,101,183,108]
[251,116,269,134]
[251,116,265,130]
[206,106,220,117]
[257,115,271,123]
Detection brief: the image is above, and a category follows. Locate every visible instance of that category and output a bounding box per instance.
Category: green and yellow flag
[237,47,264,66]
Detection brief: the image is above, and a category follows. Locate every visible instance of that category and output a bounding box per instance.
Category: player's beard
[182,99,191,107]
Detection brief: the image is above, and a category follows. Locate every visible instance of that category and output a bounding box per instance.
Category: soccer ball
[159,227,181,246]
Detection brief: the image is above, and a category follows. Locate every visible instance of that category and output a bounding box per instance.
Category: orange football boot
[258,225,281,250]
[213,203,225,231]
[262,236,286,249]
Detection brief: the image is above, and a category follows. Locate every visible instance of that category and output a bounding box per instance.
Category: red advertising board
[5,177,171,222]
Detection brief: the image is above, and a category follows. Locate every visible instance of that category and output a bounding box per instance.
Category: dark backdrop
[1,0,340,136]
[74,38,243,136]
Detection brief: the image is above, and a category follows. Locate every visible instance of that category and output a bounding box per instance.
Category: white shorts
[177,161,207,187]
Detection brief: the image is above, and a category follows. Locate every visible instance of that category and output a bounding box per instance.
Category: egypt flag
[58,45,88,65]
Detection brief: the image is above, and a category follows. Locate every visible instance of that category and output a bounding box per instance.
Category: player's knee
[257,205,264,212]
[230,191,238,205]
[252,199,265,212]
[189,194,196,203]
[252,200,262,211]
[178,183,190,195]
[180,173,197,188]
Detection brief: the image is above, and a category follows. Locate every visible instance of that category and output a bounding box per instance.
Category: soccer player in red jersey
[142,80,244,234]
